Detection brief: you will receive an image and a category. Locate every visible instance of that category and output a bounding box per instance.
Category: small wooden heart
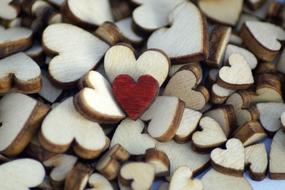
[112,74,159,120]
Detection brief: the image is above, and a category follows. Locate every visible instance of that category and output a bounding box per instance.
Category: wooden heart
[245,143,268,181]
[86,173,113,190]
[119,162,155,190]
[169,166,203,190]
[202,169,253,190]
[257,103,285,133]
[141,96,184,141]
[0,52,41,94]
[62,0,113,28]
[156,140,210,175]
[104,44,169,87]
[65,163,92,190]
[110,119,156,155]
[0,93,49,157]
[164,67,209,110]
[0,159,45,189]
[147,2,208,63]
[42,23,109,87]
[198,0,243,26]
[211,83,235,104]
[0,26,33,58]
[192,116,227,151]
[240,21,285,61]
[131,0,186,32]
[112,74,159,120]
[218,54,254,90]
[270,130,285,179]
[74,71,125,123]
[211,138,245,176]
[40,97,109,159]
[0,0,20,20]
[224,45,257,69]
[145,148,170,177]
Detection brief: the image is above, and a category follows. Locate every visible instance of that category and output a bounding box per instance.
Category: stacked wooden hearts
[0,0,285,190]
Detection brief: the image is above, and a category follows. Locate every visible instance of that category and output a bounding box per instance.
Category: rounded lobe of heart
[112,74,159,120]
[169,166,203,190]
[74,71,125,123]
[40,97,108,159]
[104,44,170,86]
[212,84,235,97]
[198,0,243,25]
[0,0,19,20]
[164,70,208,110]
[110,119,156,155]
[42,23,109,86]
[0,52,41,93]
[270,130,285,179]
[87,173,113,190]
[211,138,245,176]
[0,159,45,189]
[218,54,254,89]
[0,93,37,152]
[244,21,285,51]
[147,2,208,63]
[192,117,227,150]
[119,162,155,190]
[115,18,143,44]
[66,0,113,27]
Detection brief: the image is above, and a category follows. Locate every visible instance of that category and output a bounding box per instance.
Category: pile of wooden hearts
[0,0,285,190]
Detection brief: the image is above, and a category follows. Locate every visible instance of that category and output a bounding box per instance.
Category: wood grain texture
[112,74,159,120]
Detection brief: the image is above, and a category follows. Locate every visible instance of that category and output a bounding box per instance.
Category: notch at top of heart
[104,44,170,87]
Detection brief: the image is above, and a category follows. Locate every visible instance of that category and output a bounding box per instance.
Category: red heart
[112,74,159,120]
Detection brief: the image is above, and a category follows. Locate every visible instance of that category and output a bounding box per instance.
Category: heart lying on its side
[112,74,159,120]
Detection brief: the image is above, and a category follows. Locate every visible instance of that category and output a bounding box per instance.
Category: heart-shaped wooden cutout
[0,159,45,189]
[202,169,253,190]
[169,166,203,190]
[270,129,285,179]
[141,96,184,141]
[86,173,113,190]
[0,93,49,157]
[211,83,235,104]
[198,0,243,26]
[0,0,20,20]
[42,23,109,87]
[0,52,41,94]
[192,116,227,151]
[147,2,208,63]
[119,162,155,190]
[40,97,109,159]
[65,163,92,190]
[211,138,245,176]
[145,148,170,177]
[110,119,156,155]
[74,71,125,123]
[240,21,285,61]
[218,54,254,90]
[112,74,158,120]
[257,102,285,134]
[245,143,268,181]
[131,0,185,33]
[164,66,209,110]
[62,0,113,28]
[0,26,33,58]
[104,44,169,87]
[156,140,210,176]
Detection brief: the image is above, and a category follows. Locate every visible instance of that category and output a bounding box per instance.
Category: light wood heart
[145,148,170,177]
[147,2,208,63]
[218,54,254,90]
[270,130,285,179]
[86,173,113,190]
[0,0,20,20]
[42,23,109,87]
[104,44,170,87]
[0,52,41,94]
[110,119,156,155]
[40,97,109,159]
[0,159,45,190]
[240,21,285,62]
[164,67,209,110]
[74,71,125,123]
[211,138,245,176]
[169,166,203,190]
[198,0,243,26]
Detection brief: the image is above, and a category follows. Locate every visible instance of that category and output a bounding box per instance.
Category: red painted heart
[112,74,159,120]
